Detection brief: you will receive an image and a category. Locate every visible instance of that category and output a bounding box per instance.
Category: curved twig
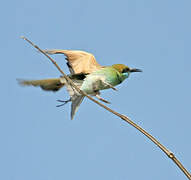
[21,36,191,180]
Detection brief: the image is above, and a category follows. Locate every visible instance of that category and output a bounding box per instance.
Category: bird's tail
[17,78,66,92]
[17,77,85,120]
[70,94,84,120]
[64,81,85,120]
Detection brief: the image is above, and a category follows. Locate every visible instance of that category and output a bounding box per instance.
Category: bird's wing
[17,78,66,92]
[43,49,102,74]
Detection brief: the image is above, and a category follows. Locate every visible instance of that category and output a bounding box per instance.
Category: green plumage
[18,61,141,120]
[80,66,129,94]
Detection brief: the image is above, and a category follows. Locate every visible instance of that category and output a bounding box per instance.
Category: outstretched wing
[43,49,102,74]
[17,78,66,92]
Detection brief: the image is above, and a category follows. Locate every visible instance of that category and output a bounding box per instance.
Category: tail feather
[63,80,84,120]
[18,76,85,120]
[17,78,65,92]
[71,95,85,120]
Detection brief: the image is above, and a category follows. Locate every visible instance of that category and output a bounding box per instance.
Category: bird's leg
[93,90,111,104]
[101,80,117,91]
[56,98,71,107]
[95,94,111,104]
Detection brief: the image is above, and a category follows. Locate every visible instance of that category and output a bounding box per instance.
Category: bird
[18,49,142,119]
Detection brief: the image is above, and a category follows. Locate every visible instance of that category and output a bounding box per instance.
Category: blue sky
[1,0,191,179]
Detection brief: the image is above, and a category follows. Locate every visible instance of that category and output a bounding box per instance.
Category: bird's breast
[80,68,123,94]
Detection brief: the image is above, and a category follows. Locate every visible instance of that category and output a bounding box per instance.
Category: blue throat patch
[122,72,130,78]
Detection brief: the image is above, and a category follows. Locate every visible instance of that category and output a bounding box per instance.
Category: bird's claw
[101,80,117,91]
[110,86,117,91]
[95,95,111,104]
[56,98,71,107]
[106,83,117,91]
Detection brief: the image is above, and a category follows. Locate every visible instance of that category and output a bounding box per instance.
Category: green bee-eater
[18,49,142,119]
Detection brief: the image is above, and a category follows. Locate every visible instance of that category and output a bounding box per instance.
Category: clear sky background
[1,0,191,179]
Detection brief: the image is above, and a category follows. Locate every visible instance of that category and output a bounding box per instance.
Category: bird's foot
[56,98,71,107]
[101,80,117,91]
[95,95,111,104]
[108,84,117,91]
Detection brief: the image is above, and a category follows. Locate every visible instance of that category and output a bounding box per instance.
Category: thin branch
[21,36,191,180]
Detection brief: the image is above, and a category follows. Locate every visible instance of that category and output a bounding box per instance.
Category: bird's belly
[80,74,120,94]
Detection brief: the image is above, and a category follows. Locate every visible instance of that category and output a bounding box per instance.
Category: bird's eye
[122,68,130,73]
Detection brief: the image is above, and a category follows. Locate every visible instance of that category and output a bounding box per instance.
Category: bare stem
[21,36,191,180]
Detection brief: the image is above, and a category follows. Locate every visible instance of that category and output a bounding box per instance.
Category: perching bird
[18,49,142,119]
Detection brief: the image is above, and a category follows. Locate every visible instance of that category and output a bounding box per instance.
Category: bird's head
[112,64,142,78]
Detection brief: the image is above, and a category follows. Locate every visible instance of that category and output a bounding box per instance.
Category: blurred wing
[17,78,65,92]
[43,49,102,74]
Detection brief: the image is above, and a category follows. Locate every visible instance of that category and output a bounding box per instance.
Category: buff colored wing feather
[17,78,65,92]
[43,49,102,74]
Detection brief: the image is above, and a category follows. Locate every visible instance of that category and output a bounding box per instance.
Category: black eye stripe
[122,68,130,73]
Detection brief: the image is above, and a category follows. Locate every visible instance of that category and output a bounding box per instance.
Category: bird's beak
[130,68,142,73]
